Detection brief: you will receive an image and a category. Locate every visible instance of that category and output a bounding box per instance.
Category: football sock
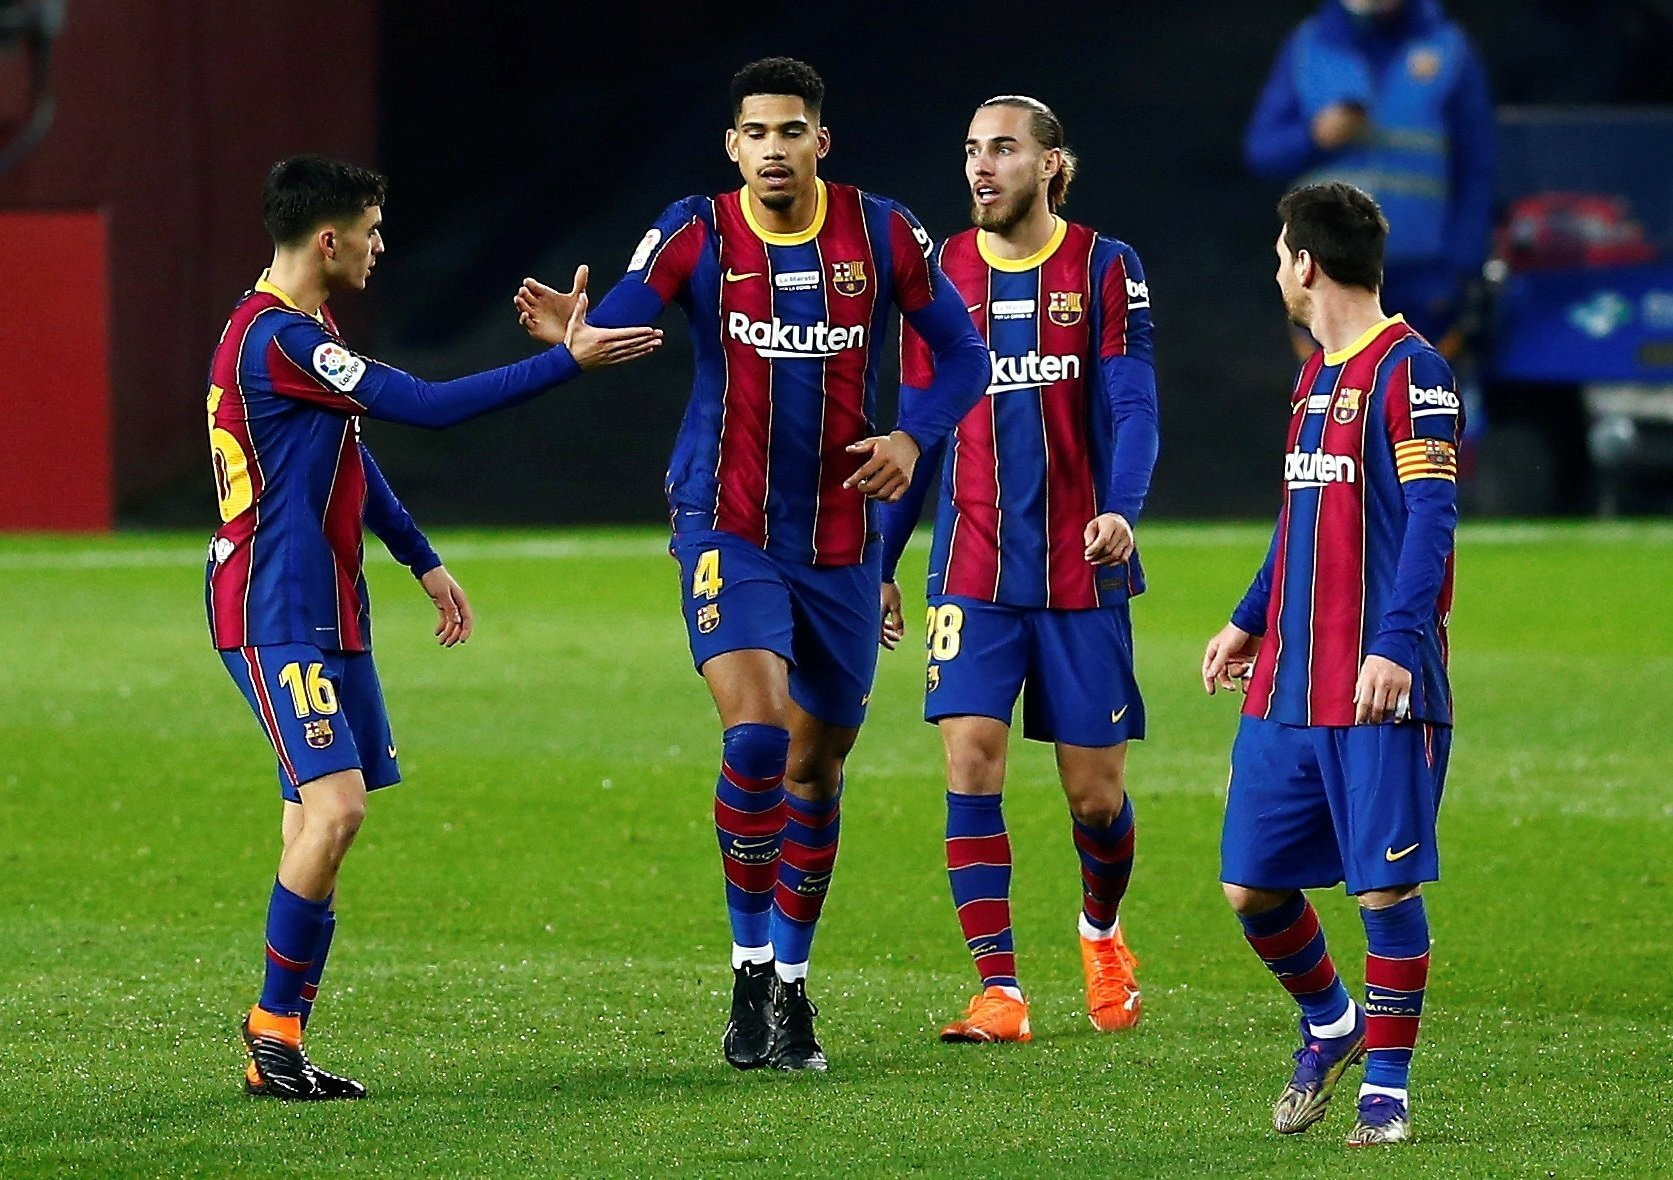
[260,878,332,1018]
[1238,891,1354,1034]
[297,900,335,1029]
[714,723,790,955]
[770,785,841,981]
[945,792,1018,991]
[1360,894,1430,1097]
[1073,795,1136,935]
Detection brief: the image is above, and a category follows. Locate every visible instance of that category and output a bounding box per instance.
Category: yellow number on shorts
[277,661,340,718]
[925,603,965,661]
[207,384,253,522]
[692,548,724,600]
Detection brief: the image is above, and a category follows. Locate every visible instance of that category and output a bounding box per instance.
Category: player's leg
[674,532,797,1069]
[1027,604,1145,1031]
[936,714,1033,1044]
[918,597,1030,1043]
[1329,722,1451,1146]
[1220,718,1364,1133]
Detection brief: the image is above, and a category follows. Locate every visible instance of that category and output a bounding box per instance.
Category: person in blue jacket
[1245,0,1496,356]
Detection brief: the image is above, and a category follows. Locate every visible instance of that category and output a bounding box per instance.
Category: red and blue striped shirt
[1235,315,1461,726]
[590,180,990,567]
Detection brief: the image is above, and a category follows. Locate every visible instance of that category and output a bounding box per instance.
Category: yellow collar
[1323,314,1405,366]
[255,270,300,309]
[740,178,827,246]
[977,216,1067,273]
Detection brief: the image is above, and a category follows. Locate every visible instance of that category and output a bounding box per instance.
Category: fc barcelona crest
[1048,290,1084,327]
[696,603,721,634]
[304,719,335,750]
[1332,387,1364,424]
[831,260,868,297]
[926,665,941,693]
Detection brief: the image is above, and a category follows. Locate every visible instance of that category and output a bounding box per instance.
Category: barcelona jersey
[1237,315,1461,727]
[608,180,950,568]
[900,218,1157,609]
[205,275,436,653]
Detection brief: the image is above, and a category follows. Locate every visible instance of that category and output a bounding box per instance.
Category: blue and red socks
[1239,891,1355,1036]
[1360,894,1430,1100]
[770,786,841,981]
[1073,795,1136,938]
[945,793,1018,992]
[297,905,336,1029]
[259,878,332,1018]
[714,723,790,965]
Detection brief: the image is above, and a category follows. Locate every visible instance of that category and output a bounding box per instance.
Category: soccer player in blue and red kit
[1202,182,1461,1146]
[213,156,660,1100]
[877,97,1159,1044]
[516,59,989,1071]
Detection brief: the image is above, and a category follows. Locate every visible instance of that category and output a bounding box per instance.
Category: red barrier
[0,210,112,531]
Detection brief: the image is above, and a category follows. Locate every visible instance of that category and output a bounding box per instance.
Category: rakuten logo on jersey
[726,312,866,359]
[988,350,1082,394]
[1284,448,1358,488]
[1409,383,1460,415]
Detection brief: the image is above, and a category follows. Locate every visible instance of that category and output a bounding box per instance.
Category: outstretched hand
[561,289,663,370]
[515,266,588,346]
[1202,622,1259,695]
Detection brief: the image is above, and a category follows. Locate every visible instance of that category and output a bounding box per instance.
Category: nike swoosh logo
[1366,990,1404,1002]
[1385,842,1420,861]
[966,303,983,313]
[724,269,762,282]
[1110,705,1129,724]
[387,745,398,758]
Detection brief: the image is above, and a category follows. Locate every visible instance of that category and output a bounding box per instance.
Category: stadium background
[2,0,1670,528]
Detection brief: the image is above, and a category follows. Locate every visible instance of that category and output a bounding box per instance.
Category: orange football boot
[1080,924,1142,1031]
[939,986,1033,1044]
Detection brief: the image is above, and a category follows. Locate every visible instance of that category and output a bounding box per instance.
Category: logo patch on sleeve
[311,343,366,392]
[628,228,663,272]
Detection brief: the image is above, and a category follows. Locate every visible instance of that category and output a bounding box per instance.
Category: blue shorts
[672,530,879,729]
[221,644,400,802]
[923,595,1145,747]
[1220,715,1451,895]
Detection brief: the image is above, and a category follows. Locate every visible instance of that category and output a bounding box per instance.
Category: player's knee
[1067,791,1125,830]
[945,742,1005,796]
[306,794,366,854]
[1222,882,1287,915]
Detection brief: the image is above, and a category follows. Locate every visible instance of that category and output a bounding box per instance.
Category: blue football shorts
[921,594,1145,747]
[672,529,880,729]
[1220,714,1452,895]
[221,643,400,802]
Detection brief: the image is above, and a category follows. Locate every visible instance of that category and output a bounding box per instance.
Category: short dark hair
[730,57,824,123]
[978,95,1078,210]
[1277,182,1387,292]
[262,155,387,247]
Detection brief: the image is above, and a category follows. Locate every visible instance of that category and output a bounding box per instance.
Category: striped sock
[1073,795,1136,935]
[1238,891,1353,1032]
[714,723,790,955]
[259,878,331,1017]
[1361,894,1430,1097]
[297,903,335,1029]
[770,787,841,981]
[945,793,1017,991]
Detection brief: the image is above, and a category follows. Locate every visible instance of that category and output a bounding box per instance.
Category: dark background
[6,0,1671,525]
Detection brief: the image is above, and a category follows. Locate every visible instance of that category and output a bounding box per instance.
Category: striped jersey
[902,218,1156,608]
[1238,315,1461,726]
[205,275,435,652]
[618,180,944,567]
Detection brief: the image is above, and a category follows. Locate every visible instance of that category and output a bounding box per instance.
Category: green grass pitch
[2,522,1669,1176]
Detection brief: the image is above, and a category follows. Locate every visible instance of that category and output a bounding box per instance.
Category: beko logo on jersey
[1284,448,1358,487]
[1409,383,1460,415]
[1125,277,1150,308]
[988,350,1081,394]
[726,312,866,358]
